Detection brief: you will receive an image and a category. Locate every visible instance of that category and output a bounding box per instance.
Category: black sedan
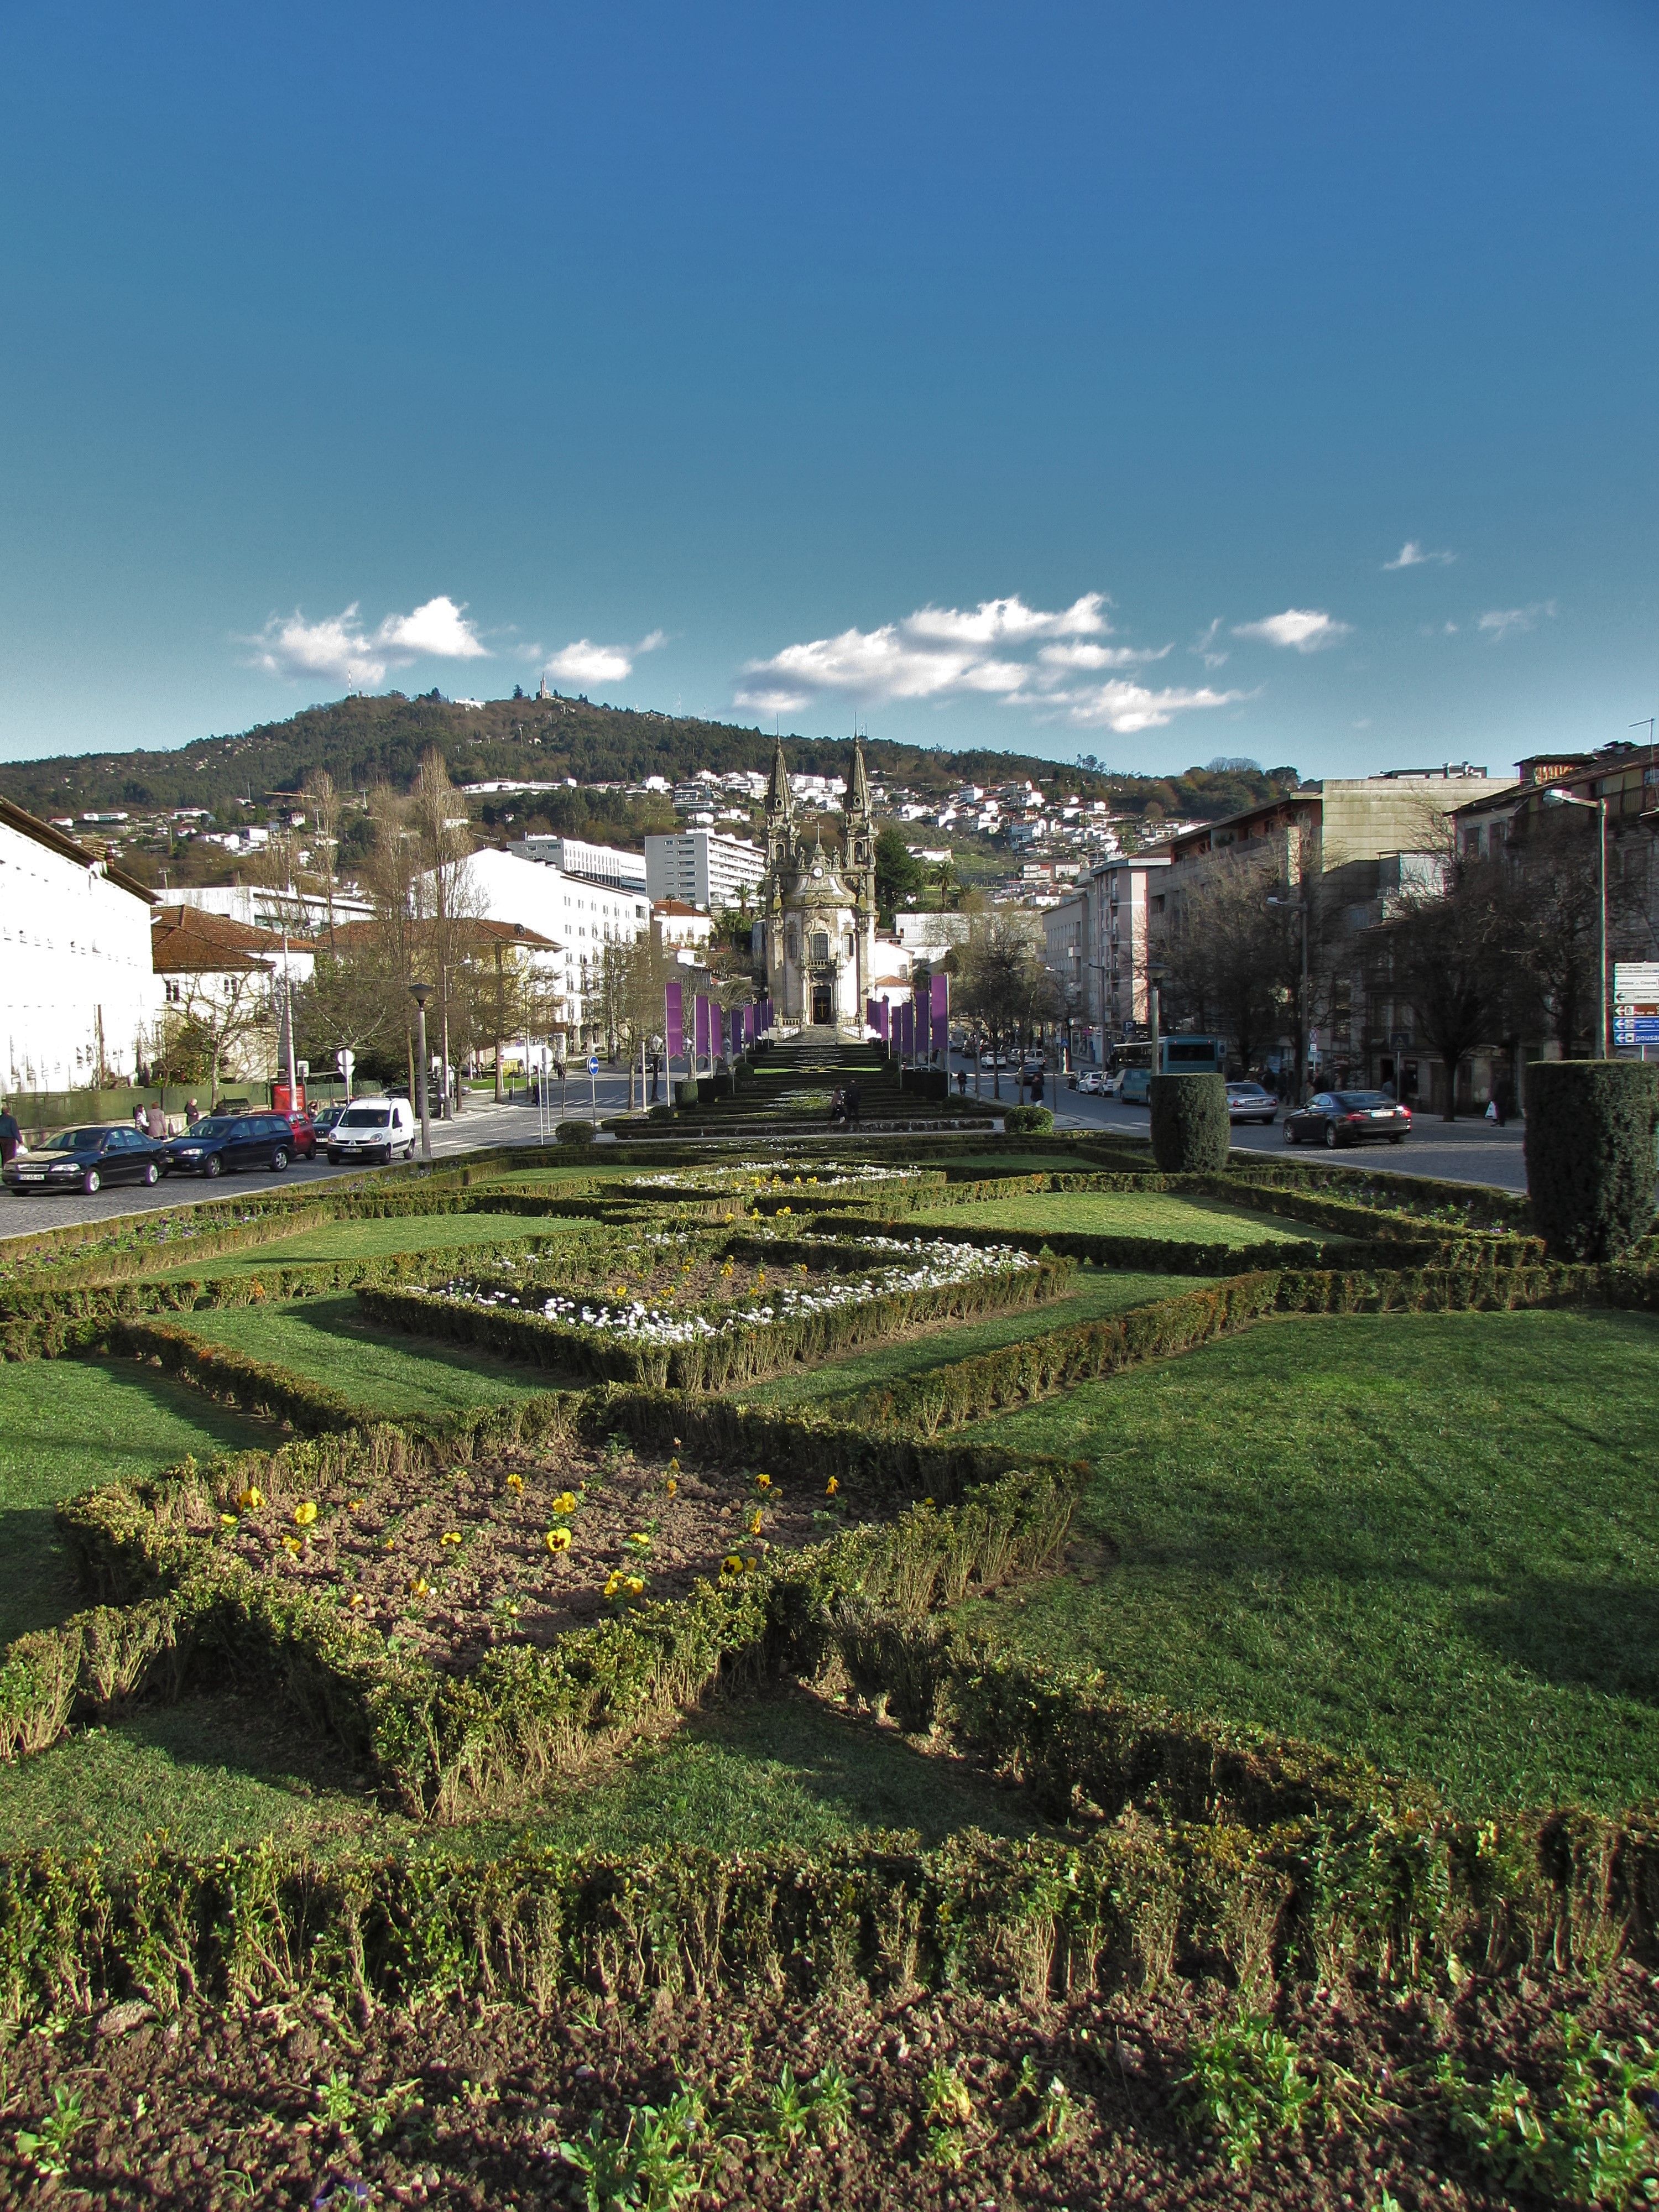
[3,1124,171,1196]
[162,1110,301,1177]
[1284,1090,1411,1148]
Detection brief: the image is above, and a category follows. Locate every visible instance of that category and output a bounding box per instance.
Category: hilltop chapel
[755,738,879,1034]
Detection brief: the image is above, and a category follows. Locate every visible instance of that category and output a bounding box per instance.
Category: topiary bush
[1002,1105,1054,1134]
[555,1120,595,1146]
[1149,1072,1230,1172]
[1524,1060,1659,1260]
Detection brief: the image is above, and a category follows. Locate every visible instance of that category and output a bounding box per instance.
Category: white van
[326,1097,418,1166]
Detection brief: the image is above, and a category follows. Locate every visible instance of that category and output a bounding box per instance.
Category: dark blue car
[162,1110,299,1178]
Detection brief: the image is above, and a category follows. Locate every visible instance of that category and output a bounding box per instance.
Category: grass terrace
[180,1295,549,1423]
[0,1358,271,1643]
[906,1186,1352,1246]
[148,1208,583,1278]
[959,1306,1659,1812]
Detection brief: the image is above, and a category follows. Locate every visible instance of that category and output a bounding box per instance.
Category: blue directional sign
[1614,1018,1659,1045]
[587,1056,599,1074]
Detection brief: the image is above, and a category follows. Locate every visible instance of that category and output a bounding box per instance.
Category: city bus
[1112,1033,1227,1104]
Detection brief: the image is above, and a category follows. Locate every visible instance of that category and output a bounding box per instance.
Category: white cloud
[246,595,490,687]
[1035,640,1170,673]
[1044,678,1250,734]
[1477,601,1556,640]
[1384,541,1455,570]
[734,592,1214,727]
[904,592,1109,644]
[542,630,666,690]
[1232,607,1352,653]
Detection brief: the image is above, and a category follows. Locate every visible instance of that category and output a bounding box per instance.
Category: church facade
[755,739,878,1033]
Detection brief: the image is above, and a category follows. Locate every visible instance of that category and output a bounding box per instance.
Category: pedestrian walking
[185,1098,201,1128]
[0,1102,19,1166]
[847,1078,862,1127]
[133,1104,147,1133]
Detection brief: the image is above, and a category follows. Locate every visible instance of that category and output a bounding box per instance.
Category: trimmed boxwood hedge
[1525,1058,1659,1261]
[1149,1071,1230,1172]
[34,1389,1080,1820]
[353,1248,1074,1392]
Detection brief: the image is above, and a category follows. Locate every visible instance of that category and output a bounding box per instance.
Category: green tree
[875,824,924,924]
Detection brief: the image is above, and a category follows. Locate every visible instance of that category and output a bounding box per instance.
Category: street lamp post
[408,982,435,1162]
[1542,786,1609,1056]
[1267,894,1311,1104]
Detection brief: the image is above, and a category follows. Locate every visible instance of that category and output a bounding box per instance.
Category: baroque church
[755,739,879,1034]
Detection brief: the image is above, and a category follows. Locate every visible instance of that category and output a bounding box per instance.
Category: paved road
[948,1056,1530,1193]
[0,1074,649,1243]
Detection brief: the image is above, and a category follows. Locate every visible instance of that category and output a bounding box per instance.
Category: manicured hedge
[1525,1058,1659,1261]
[42,1389,1080,1820]
[1149,1072,1229,1172]
[840,1256,1659,1433]
[101,1318,364,1436]
[1001,1104,1054,1134]
[353,1249,1074,1392]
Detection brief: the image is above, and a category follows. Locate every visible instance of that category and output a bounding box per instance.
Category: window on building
[811,931,829,961]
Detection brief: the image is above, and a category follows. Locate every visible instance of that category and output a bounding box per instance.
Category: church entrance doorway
[811,982,833,1026]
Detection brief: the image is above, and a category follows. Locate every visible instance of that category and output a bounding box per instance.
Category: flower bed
[179,1432,844,1673]
[620,1160,931,1194]
[362,1236,1070,1390]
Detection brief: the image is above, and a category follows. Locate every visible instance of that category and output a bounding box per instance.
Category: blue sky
[1,2,1653,778]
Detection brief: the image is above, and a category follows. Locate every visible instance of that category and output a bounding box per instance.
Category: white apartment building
[0,799,164,1095]
[507,834,648,892]
[644,830,767,912]
[431,848,651,1045]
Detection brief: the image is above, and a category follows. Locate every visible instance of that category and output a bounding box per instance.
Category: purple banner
[744,1003,757,1044]
[728,1006,743,1060]
[866,998,881,1035]
[694,995,711,1059]
[899,1002,913,1057]
[664,979,684,1062]
[931,970,950,1059]
[877,998,890,1044]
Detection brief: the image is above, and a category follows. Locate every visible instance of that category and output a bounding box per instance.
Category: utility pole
[408,982,434,1162]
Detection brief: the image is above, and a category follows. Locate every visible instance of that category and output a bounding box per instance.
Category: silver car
[1225,1081,1279,1125]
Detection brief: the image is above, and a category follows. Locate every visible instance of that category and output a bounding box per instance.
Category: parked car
[3,1124,171,1197]
[309,1103,347,1139]
[1283,1091,1411,1148]
[326,1096,418,1166]
[163,1111,300,1177]
[281,1108,319,1160]
[1225,1081,1279,1125]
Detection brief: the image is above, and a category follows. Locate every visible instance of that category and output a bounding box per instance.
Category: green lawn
[181,1295,551,1421]
[907,1188,1336,1244]
[958,1308,1659,1813]
[0,1687,1047,1861]
[152,1210,580,1277]
[744,1267,1215,1411]
[0,1361,271,1645]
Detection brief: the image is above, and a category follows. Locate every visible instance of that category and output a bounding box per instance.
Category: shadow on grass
[1465,1580,1659,1704]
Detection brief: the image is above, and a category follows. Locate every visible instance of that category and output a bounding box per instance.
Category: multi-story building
[507,834,648,893]
[1078,853,1171,1053]
[644,830,767,914]
[0,799,163,1098]
[445,847,650,1047]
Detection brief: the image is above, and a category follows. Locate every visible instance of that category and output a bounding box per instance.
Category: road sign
[586,1056,599,1075]
[1614,963,1659,1003]
[1614,1016,1659,1045]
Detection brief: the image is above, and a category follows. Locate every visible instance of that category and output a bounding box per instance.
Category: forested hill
[0,690,1301,824]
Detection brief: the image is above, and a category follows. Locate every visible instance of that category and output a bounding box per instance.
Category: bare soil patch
[190,1437,851,1672]
[10,1963,1658,2208]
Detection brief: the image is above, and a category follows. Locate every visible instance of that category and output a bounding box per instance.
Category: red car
[281,1109,319,1160]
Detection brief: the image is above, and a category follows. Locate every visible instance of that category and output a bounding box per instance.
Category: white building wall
[0,814,163,1092]
[645,831,766,911]
[445,848,652,1039]
[507,836,648,891]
